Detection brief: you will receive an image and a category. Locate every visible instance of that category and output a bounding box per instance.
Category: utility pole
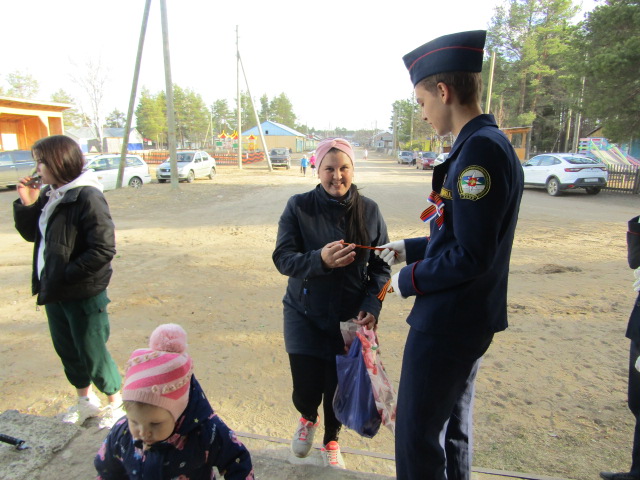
[409,91,415,150]
[116,0,151,189]
[238,54,272,171]
[485,51,496,114]
[572,75,586,153]
[236,26,242,169]
[392,108,398,156]
[160,0,178,189]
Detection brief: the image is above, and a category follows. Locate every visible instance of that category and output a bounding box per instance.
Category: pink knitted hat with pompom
[122,324,193,421]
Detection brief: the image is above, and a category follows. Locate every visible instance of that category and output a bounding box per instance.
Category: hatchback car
[522,153,608,196]
[397,151,414,164]
[0,150,35,188]
[417,151,438,170]
[85,154,152,191]
[156,150,216,183]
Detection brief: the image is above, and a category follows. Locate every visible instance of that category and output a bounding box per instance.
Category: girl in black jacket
[273,138,391,469]
[14,135,122,429]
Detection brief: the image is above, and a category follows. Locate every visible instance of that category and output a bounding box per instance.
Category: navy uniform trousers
[626,214,640,475]
[628,295,640,476]
[395,328,493,480]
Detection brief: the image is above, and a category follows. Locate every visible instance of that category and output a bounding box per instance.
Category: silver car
[156,150,217,183]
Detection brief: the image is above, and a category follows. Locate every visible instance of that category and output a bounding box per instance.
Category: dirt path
[0,149,638,478]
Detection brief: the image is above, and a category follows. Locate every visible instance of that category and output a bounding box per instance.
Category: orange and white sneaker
[291,417,319,458]
[322,441,346,469]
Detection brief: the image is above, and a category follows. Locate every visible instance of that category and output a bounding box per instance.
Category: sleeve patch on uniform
[458,165,490,200]
[440,187,453,200]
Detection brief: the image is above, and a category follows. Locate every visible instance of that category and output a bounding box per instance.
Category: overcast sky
[3,0,597,132]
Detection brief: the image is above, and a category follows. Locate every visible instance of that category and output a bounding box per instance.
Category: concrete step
[0,410,568,480]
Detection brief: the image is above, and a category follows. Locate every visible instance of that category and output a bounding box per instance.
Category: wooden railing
[603,165,640,194]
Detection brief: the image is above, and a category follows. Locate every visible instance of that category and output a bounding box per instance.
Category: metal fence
[135,150,265,166]
[603,165,640,194]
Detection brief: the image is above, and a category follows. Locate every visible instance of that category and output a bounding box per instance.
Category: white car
[156,150,216,183]
[85,154,152,191]
[522,153,608,196]
[433,152,449,166]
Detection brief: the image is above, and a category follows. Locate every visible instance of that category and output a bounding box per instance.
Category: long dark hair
[345,185,370,261]
[32,135,84,186]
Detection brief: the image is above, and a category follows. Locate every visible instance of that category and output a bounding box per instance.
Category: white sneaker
[98,403,126,429]
[62,395,102,424]
[322,441,346,469]
[291,416,319,458]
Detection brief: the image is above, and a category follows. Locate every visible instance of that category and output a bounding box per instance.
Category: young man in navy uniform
[600,216,640,480]
[375,30,524,479]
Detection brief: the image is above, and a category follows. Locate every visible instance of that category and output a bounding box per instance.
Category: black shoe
[600,472,640,480]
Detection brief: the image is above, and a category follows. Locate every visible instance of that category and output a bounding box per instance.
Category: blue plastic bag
[333,335,382,438]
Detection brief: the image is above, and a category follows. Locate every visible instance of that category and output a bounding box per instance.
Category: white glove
[375,240,406,266]
[635,355,640,372]
[391,272,407,299]
[634,267,640,292]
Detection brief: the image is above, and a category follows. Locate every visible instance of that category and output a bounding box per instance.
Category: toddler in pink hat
[95,323,254,479]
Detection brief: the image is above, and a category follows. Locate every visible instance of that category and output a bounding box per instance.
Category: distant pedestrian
[310,153,317,176]
[300,155,310,176]
[364,149,368,160]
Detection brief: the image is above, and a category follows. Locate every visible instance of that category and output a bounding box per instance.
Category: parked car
[0,150,35,188]
[397,151,414,164]
[156,150,216,183]
[85,154,152,191]
[434,152,449,166]
[269,148,292,169]
[522,153,608,196]
[417,151,438,170]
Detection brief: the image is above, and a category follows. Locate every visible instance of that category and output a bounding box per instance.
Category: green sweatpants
[45,290,121,395]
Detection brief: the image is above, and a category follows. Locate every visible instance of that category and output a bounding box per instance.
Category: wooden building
[501,126,532,162]
[0,96,71,151]
[242,121,308,153]
[66,127,145,153]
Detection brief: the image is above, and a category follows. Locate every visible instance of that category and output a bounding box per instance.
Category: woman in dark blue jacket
[272,138,390,469]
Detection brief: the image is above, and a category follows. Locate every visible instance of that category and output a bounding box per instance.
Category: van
[0,150,36,188]
[269,148,292,169]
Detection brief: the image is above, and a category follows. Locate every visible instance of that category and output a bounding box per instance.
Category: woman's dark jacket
[13,185,116,305]
[272,184,391,359]
[626,215,640,343]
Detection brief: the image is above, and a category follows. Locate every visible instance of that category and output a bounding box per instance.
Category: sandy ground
[0,149,639,479]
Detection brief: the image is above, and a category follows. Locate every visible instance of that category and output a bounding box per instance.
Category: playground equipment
[578,137,640,166]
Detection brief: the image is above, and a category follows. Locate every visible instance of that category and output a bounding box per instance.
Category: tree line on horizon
[393,0,638,154]
[1,0,636,155]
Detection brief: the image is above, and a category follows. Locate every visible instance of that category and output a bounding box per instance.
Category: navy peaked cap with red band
[403,30,487,86]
